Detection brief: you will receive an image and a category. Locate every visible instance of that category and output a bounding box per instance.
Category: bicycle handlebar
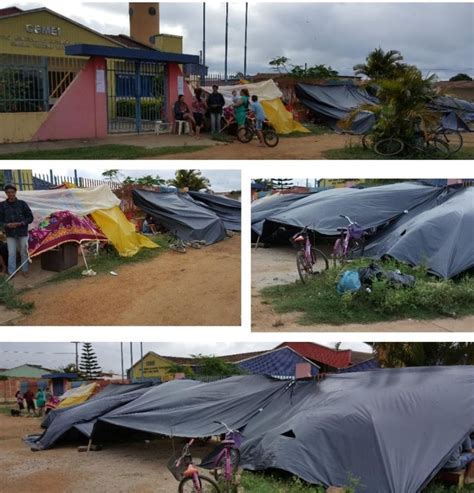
[213,420,233,433]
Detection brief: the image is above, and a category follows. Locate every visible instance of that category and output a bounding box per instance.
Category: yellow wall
[131,353,178,381]
[155,34,183,54]
[0,112,48,143]
[0,10,120,57]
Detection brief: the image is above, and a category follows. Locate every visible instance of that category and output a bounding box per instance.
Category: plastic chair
[174,120,190,135]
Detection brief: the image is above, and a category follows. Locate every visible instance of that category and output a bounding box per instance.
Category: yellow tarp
[57,382,97,409]
[91,206,158,257]
[261,98,309,135]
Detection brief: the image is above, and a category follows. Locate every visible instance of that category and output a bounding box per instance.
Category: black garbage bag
[358,262,385,287]
[385,271,416,288]
[359,262,416,289]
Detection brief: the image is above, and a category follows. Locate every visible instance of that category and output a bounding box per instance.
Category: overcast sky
[0,341,373,373]
[31,168,241,192]
[13,2,474,79]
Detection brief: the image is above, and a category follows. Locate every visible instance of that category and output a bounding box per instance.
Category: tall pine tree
[79,343,102,380]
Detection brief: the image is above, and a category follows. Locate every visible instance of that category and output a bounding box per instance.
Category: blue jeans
[6,236,29,275]
[210,113,222,133]
[445,453,474,471]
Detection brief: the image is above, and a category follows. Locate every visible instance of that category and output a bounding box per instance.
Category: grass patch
[0,144,210,160]
[0,278,34,314]
[241,472,325,493]
[261,258,474,325]
[45,234,170,285]
[322,144,474,160]
[425,484,474,493]
[0,405,14,416]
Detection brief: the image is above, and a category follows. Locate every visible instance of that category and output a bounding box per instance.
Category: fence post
[135,61,142,133]
[74,169,78,187]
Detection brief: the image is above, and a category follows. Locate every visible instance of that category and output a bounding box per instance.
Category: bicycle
[168,439,220,493]
[237,117,279,147]
[435,126,463,154]
[290,226,329,283]
[210,421,243,492]
[332,215,366,266]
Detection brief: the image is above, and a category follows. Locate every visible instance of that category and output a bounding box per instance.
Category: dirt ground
[14,236,240,326]
[0,413,212,493]
[152,131,474,160]
[251,246,474,332]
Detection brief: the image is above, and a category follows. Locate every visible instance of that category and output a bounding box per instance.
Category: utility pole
[120,342,124,382]
[130,342,133,381]
[224,3,229,82]
[71,342,79,372]
[244,2,248,78]
[202,2,206,85]
[140,342,144,380]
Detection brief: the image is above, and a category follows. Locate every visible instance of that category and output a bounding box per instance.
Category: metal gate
[106,60,166,134]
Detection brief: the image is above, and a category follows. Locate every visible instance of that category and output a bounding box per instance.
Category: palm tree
[135,175,166,186]
[353,48,405,80]
[167,170,211,191]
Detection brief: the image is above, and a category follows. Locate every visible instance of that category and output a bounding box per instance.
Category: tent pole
[255,235,261,249]
[6,255,32,282]
[244,2,248,78]
[224,3,229,82]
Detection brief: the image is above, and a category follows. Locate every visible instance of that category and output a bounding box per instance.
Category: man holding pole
[0,185,33,277]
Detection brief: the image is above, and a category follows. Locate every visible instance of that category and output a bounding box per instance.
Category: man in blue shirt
[0,184,34,276]
[250,95,266,146]
[443,435,474,473]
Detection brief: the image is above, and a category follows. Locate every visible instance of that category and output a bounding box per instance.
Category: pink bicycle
[291,226,329,283]
[168,439,220,493]
[210,420,243,491]
[332,215,366,266]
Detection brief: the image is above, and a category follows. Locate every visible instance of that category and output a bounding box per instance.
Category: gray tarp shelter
[25,369,474,493]
[187,191,241,231]
[240,366,474,493]
[296,83,474,134]
[132,190,227,244]
[363,186,474,278]
[260,183,445,237]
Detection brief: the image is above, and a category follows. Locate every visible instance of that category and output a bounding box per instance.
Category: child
[250,95,267,146]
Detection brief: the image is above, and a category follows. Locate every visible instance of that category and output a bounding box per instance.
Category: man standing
[0,185,33,277]
[207,85,226,134]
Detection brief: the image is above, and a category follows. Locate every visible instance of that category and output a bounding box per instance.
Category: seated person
[443,435,474,472]
[173,95,195,135]
[142,215,158,235]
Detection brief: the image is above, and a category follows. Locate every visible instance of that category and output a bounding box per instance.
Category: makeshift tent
[91,207,158,257]
[296,83,474,133]
[27,369,474,493]
[132,190,227,244]
[241,367,474,493]
[30,383,154,449]
[204,79,308,134]
[295,83,377,134]
[260,182,445,238]
[363,187,474,278]
[28,211,107,257]
[187,191,241,231]
[18,186,157,257]
[251,192,311,237]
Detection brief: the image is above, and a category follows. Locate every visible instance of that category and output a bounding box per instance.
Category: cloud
[15,2,474,78]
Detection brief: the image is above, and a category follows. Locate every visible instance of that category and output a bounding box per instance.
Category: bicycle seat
[337,227,347,232]
[221,439,235,445]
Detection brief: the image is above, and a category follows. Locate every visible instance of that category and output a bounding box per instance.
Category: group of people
[173,85,268,145]
[0,184,34,277]
[15,388,59,417]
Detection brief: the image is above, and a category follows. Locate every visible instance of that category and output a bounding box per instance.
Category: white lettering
[24,24,61,36]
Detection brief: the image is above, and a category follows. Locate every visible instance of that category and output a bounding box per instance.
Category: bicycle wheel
[179,475,221,493]
[332,237,345,267]
[296,250,312,284]
[437,130,463,154]
[373,138,404,157]
[310,248,329,274]
[237,126,252,143]
[426,138,451,159]
[213,449,241,489]
[361,134,374,150]
[347,238,365,259]
[263,129,279,147]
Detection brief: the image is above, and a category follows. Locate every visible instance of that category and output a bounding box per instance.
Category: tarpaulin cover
[17,186,120,224]
[363,187,474,278]
[204,80,308,134]
[99,375,289,438]
[261,182,444,237]
[240,367,474,493]
[132,190,227,244]
[296,83,473,133]
[30,384,153,449]
[56,382,98,409]
[91,206,158,257]
[188,191,241,231]
[295,83,377,134]
[28,211,107,257]
[251,192,310,236]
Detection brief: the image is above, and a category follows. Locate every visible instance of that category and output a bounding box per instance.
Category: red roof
[0,6,23,17]
[277,342,353,369]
